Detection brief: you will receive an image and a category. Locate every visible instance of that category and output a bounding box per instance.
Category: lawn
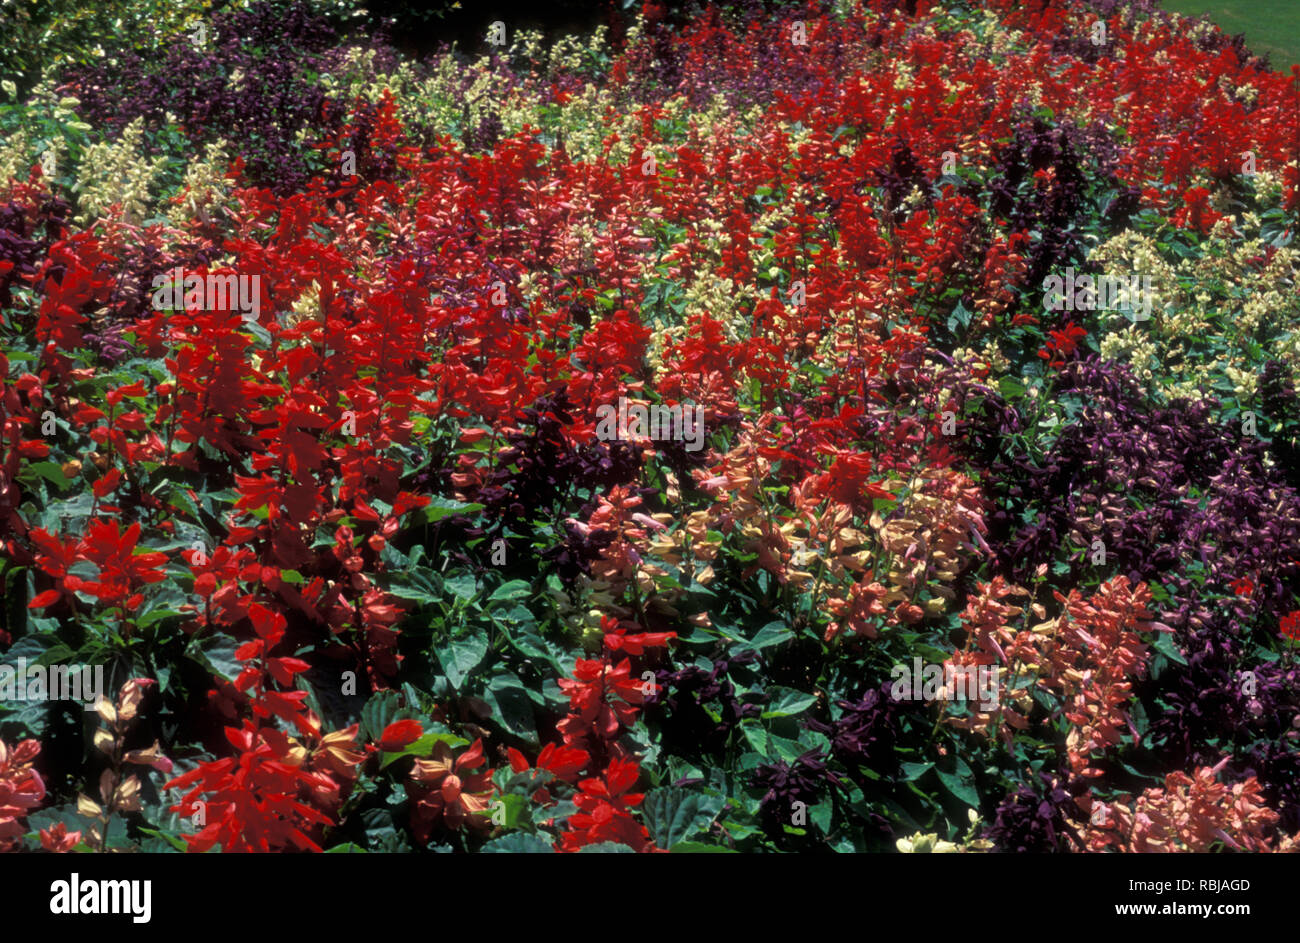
[1161,0,1300,68]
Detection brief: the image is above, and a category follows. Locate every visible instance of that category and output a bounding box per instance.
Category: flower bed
[1,0,1297,853]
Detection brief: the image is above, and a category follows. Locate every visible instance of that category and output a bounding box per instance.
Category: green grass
[1160,0,1300,69]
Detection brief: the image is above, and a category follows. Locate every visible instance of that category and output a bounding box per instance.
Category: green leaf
[669,841,738,853]
[414,496,484,525]
[168,486,203,523]
[495,609,558,668]
[137,826,188,852]
[486,793,531,829]
[436,634,488,690]
[766,731,808,763]
[360,808,408,852]
[999,377,1028,402]
[23,461,72,492]
[900,761,933,781]
[388,569,443,606]
[1151,632,1187,666]
[810,799,833,833]
[576,841,637,853]
[935,759,980,807]
[31,641,75,667]
[379,730,469,769]
[136,608,186,629]
[761,686,818,719]
[641,787,724,848]
[484,671,537,744]
[192,633,241,682]
[444,573,479,603]
[739,720,768,754]
[946,300,974,335]
[488,580,531,604]
[736,621,793,652]
[480,832,555,853]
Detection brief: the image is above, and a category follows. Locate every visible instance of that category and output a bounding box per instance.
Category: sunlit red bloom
[406,739,496,840]
[39,822,82,852]
[556,657,653,748]
[1038,322,1087,370]
[507,742,590,807]
[600,615,676,655]
[558,756,657,852]
[507,743,589,784]
[376,719,423,752]
[0,738,45,851]
[1080,765,1284,852]
[312,724,367,780]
